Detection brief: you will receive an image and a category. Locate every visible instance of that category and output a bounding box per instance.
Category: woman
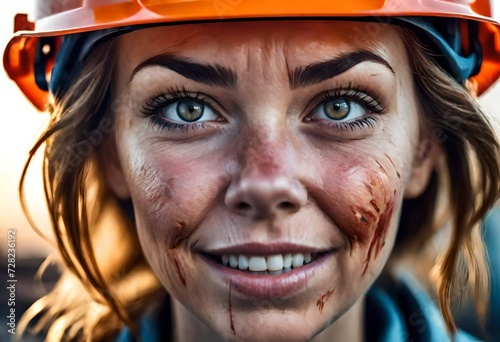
[4,1,500,341]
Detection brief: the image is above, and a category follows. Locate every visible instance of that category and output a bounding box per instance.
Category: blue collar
[364,272,478,341]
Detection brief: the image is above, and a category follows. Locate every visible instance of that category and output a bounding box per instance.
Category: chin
[194,297,344,342]
[220,314,316,342]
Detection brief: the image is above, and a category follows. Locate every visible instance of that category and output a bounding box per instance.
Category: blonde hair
[18,28,500,341]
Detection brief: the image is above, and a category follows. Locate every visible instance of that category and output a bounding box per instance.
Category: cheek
[314,153,402,274]
[342,165,397,275]
[124,147,225,281]
[131,153,221,235]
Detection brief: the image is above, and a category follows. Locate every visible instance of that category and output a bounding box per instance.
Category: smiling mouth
[201,246,334,298]
[212,252,323,275]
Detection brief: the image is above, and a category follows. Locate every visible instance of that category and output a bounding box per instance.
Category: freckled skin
[107,20,428,342]
[239,126,282,176]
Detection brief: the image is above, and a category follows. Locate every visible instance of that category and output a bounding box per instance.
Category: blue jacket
[114,273,480,342]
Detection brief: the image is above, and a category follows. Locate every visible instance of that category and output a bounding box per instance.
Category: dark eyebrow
[289,50,395,90]
[130,54,237,88]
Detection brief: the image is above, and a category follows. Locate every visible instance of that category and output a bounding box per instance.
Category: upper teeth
[221,253,314,271]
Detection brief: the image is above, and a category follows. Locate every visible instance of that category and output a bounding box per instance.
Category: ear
[404,138,441,199]
[97,135,131,199]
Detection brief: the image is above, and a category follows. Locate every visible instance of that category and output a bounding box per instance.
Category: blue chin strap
[35,16,483,99]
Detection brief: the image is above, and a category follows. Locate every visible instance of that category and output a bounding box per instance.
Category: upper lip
[203,242,332,256]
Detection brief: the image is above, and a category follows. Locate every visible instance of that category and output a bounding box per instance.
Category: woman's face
[107,21,434,341]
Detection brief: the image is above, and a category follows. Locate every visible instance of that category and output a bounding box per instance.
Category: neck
[172,299,221,342]
[172,295,365,342]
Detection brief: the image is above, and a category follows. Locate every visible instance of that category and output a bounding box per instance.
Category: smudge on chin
[316,288,335,313]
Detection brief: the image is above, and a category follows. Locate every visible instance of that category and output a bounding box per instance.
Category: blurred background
[1,2,52,259]
[0,1,499,341]
[1,4,54,340]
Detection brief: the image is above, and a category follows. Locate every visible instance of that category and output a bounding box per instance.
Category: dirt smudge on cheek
[362,193,395,276]
[369,199,380,213]
[229,280,236,335]
[169,219,189,250]
[167,220,191,287]
[347,173,386,245]
[169,253,187,287]
[384,153,400,179]
[134,164,165,211]
[316,288,335,313]
[313,156,401,276]
[335,162,399,276]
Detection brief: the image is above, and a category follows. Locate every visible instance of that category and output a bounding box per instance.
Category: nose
[225,175,307,219]
[224,137,307,219]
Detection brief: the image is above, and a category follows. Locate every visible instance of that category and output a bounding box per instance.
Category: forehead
[116,20,407,75]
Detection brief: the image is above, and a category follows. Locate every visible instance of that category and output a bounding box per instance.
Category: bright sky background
[1,2,500,258]
[1,2,51,258]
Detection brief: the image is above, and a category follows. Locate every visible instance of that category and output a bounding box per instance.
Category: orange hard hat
[4,0,500,110]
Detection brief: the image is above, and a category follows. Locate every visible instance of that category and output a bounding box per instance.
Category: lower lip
[200,252,334,300]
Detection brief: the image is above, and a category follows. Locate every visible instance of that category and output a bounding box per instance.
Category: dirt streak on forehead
[116,20,404,83]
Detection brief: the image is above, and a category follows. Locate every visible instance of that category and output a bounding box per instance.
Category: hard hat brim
[4,0,500,109]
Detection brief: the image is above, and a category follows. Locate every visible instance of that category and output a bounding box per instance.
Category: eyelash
[140,86,217,132]
[308,84,385,131]
[140,84,385,132]
[319,85,385,113]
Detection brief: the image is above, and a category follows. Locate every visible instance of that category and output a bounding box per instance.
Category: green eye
[323,98,350,120]
[177,100,205,122]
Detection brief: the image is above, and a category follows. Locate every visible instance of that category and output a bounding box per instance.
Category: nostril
[277,201,295,210]
[237,202,252,211]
